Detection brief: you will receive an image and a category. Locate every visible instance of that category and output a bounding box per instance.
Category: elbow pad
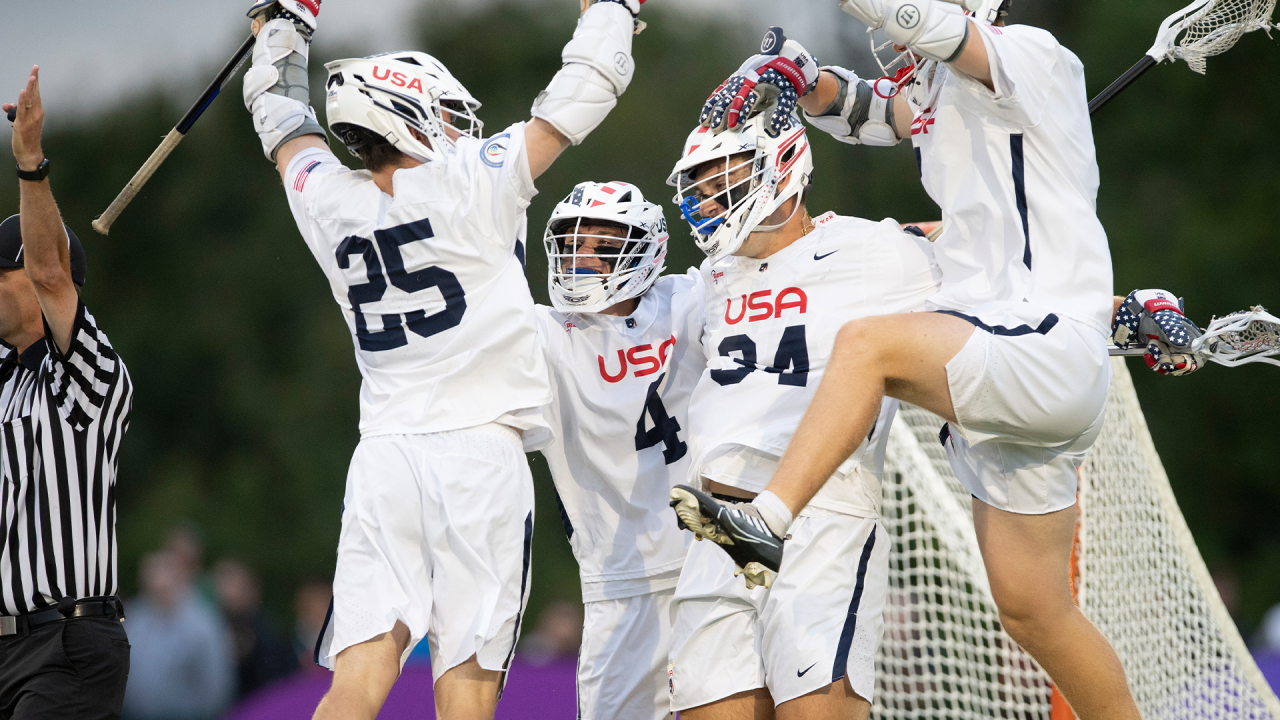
[531,1,634,145]
[840,0,971,63]
[803,66,900,147]
[243,19,326,162]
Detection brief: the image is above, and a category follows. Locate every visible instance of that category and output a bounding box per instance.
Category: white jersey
[688,214,939,517]
[908,24,1114,336]
[535,271,706,602]
[284,124,551,447]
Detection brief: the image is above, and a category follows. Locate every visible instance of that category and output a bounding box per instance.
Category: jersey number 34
[336,218,467,352]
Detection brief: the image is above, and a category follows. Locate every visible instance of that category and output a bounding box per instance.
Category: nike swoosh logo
[814,250,838,261]
[797,662,818,677]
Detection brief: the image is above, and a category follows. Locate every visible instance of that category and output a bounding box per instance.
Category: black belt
[0,596,124,637]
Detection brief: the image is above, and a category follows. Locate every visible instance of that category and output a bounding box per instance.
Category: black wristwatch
[16,158,49,182]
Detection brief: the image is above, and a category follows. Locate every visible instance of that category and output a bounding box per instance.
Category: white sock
[751,491,794,537]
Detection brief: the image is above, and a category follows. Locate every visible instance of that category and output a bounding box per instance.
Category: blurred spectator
[1260,603,1280,653]
[1211,564,1256,639]
[165,522,217,606]
[214,559,299,697]
[294,580,333,672]
[517,600,583,666]
[123,550,235,720]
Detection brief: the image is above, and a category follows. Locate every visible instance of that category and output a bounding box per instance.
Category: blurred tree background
[0,0,1276,644]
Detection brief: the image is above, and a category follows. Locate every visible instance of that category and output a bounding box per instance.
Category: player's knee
[992,585,1077,647]
[833,318,888,365]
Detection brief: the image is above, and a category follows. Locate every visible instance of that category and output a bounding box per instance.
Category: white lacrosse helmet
[544,181,669,313]
[324,51,483,165]
[667,112,813,262]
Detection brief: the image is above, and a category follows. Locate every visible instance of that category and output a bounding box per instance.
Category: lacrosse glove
[700,28,819,137]
[1113,289,1204,376]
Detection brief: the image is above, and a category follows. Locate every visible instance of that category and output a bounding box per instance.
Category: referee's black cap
[0,214,87,287]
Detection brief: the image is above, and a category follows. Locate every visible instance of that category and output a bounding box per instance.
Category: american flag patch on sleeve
[294,161,322,192]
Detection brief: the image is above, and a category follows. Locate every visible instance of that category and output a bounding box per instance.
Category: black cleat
[669,484,784,588]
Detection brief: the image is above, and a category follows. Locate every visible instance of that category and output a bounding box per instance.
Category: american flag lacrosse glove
[248,0,319,38]
[1113,289,1204,376]
[700,29,819,138]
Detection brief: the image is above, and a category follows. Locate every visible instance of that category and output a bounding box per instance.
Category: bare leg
[312,621,411,720]
[434,654,504,720]
[765,312,974,515]
[775,678,870,720]
[973,501,1141,720]
[682,688,775,720]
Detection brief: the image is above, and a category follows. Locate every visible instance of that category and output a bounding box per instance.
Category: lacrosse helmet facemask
[324,51,483,165]
[544,182,669,313]
[667,112,813,263]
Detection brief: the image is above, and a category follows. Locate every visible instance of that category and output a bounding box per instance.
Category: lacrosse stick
[1109,305,1280,367]
[1089,0,1280,114]
[92,34,255,235]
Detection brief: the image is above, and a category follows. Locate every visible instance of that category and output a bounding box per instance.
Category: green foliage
[0,0,1277,637]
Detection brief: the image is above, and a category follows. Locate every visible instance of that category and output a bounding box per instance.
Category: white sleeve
[446,121,538,251]
[282,146,353,224]
[532,304,553,349]
[871,219,941,314]
[955,24,1063,127]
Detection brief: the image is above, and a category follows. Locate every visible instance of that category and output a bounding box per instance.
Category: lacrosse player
[534,181,703,719]
[239,0,645,717]
[685,6,1204,719]
[665,111,940,719]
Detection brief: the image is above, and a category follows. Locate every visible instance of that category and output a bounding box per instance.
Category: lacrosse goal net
[874,358,1280,719]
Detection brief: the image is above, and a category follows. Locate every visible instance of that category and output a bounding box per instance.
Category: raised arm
[696,30,908,145]
[526,0,643,180]
[240,1,329,180]
[837,0,994,89]
[4,67,78,353]
[797,67,911,144]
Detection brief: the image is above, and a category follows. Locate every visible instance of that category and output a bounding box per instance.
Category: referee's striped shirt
[0,301,132,616]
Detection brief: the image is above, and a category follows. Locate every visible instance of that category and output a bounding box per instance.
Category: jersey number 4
[336,218,467,352]
[711,326,809,386]
[635,373,687,465]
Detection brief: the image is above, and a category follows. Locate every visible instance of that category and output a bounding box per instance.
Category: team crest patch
[481,134,510,168]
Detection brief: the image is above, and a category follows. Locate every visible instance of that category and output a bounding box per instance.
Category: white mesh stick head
[1147,0,1279,73]
[1193,305,1280,366]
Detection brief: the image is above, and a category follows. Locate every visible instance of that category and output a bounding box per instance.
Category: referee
[0,67,133,718]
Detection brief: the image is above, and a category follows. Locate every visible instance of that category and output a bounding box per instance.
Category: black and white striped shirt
[0,302,132,615]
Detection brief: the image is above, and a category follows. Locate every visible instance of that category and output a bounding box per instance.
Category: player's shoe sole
[669,484,783,589]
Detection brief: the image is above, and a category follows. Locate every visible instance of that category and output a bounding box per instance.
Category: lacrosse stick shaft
[1088,55,1158,115]
[92,34,255,236]
[1109,345,1148,357]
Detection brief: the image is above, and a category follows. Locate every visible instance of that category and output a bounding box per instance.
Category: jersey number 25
[336,218,467,352]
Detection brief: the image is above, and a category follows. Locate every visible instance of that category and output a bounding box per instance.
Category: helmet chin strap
[751,192,803,234]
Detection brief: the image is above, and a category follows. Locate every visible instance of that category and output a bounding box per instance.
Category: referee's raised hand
[5,65,46,172]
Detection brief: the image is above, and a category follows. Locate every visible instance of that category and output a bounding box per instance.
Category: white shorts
[940,301,1111,514]
[317,424,535,682]
[578,589,676,720]
[669,513,888,711]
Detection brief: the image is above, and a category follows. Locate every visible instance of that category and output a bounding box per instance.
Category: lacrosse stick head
[1193,306,1280,367]
[1149,0,1278,73]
